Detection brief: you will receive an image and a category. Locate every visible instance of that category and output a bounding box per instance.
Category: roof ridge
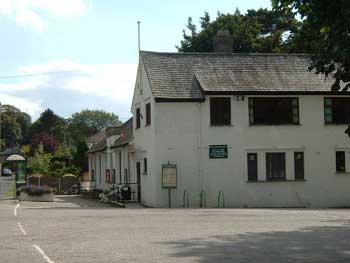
[140,50,311,56]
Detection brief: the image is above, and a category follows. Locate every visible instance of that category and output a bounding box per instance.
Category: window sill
[249,124,301,126]
[335,172,350,175]
[247,179,306,183]
[144,124,151,127]
[210,124,234,127]
[142,172,147,175]
[324,123,348,126]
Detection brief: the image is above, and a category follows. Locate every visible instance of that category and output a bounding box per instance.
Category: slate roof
[86,139,106,154]
[140,51,343,100]
[112,118,133,148]
[86,118,133,154]
[86,131,106,144]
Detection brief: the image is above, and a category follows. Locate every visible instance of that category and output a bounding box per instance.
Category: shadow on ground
[162,223,350,263]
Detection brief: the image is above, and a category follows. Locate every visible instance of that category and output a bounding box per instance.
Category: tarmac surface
[1,195,350,262]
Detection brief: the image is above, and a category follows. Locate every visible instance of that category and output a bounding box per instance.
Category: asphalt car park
[1,196,350,263]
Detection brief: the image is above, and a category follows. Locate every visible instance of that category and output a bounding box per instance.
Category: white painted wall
[134,92,350,208]
[131,61,157,206]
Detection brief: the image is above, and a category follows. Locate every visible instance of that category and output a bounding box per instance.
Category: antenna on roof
[137,21,141,54]
[137,21,143,95]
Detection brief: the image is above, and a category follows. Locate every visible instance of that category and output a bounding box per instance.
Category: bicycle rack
[217,190,225,208]
[183,190,189,208]
[200,190,206,208]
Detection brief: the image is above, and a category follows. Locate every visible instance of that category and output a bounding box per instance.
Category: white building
[131,49,350,208]
[87,118,139,201]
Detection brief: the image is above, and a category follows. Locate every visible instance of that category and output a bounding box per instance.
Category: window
[91,170,95,181]
[143,158,147,174]
[247,153,258,181]
[210,97,231,126]
[145,103,151,126]
[336,151,346,172]
[136,108,141,129]
[266,153,286,180]
[294,152,304,180]
[249,97,299,125]
[324,98,350,124]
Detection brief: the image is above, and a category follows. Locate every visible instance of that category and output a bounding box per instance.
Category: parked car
[2,168,12,177]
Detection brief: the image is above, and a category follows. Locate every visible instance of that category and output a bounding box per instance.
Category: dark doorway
[136,162,141,202]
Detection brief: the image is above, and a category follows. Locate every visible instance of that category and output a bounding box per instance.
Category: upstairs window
[143,158,147,174]
[336,151,346,172]
[324,98,350,124]
[145,103,151,126]
[266,153,286,180]
[136,108,141,129]
[249,97,299,125]
[210,97,231,126]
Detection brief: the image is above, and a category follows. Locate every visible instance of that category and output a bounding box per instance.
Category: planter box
[19,192,54,202]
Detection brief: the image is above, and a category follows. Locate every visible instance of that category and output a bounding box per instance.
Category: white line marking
[17,222,27,235]
[14,203,19,216]
[33,244,55,263]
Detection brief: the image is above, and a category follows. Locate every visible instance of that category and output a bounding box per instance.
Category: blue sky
[0,0,270,121]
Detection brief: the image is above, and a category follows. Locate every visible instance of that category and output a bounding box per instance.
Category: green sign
[162,164,177,189]
[209,145,228,159]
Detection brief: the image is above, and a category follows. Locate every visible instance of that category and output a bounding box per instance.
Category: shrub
[19,185,53,196]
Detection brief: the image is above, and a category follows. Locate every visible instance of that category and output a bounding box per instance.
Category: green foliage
[0,104,31,147]
[1,105,31,143]
[67,109,122,140]
[177,8,300,53]
[1,113,22,148]
[29,109,67,143]
[2,105,120,176]
[272,0,350,91]
[28,144,51,175]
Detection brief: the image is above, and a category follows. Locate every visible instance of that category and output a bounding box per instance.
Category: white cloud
[1,94,42,118]
[0,59,138,118]
[16,59,138,101]
[0,76,47,92]
[0,0,88,31]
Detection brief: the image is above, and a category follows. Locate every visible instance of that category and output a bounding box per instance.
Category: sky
[0,0,271,121]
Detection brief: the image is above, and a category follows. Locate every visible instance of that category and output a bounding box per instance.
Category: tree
[31,132,59,154]
[0,113,22,148]
[72,139,89,172]
[28,144,51,175]
[0,104,31,147]
[272,0,350,91]
[67,109,122,140]
[29,109,67,143]
[177,8,300,53]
